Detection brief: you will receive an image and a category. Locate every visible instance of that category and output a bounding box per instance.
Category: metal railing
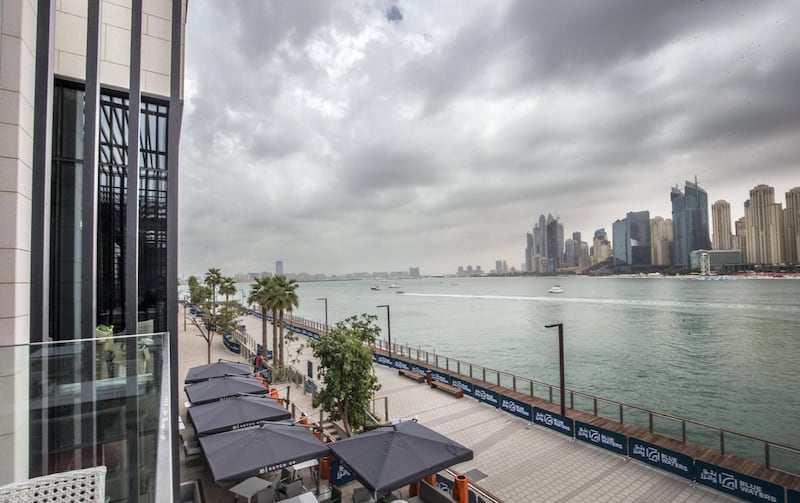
[376,339,800,475]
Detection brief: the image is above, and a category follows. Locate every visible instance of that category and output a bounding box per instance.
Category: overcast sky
[178,1,800,277]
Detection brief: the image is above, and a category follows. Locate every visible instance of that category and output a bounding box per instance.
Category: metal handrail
[376,339,800,474]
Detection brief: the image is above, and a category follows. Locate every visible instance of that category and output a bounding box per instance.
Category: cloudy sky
[178,1,800,277]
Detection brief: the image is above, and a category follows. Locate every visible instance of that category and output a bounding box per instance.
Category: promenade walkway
[178,309,742,502]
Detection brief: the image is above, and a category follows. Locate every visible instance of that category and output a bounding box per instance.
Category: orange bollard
[299,414,309,425]
[452,474,468,503]
[320,456,330,480]
[409,481,420,497]
[425,474,436,486]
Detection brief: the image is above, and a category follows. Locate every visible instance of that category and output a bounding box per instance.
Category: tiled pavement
[179,309,736,502]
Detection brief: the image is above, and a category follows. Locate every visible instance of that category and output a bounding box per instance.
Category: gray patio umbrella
[198,422,331,485]
[184,376,268,405]
[188,395,291,436]
[184,359,251,384]
[328,420,473,498]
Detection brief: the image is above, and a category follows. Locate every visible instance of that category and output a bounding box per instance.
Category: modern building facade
[650,216,673,266]
[275,259,284,276]
[612,211,651,266]
[671,180,711,267]
[711,200,733,250]
[744,185,784,265]
[1,0,186,499]
[784,187,800,264]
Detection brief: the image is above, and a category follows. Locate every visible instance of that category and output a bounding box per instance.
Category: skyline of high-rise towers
[524,180,799,273]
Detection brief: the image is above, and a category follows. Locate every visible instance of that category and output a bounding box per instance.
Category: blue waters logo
[471,384,499,407]
[451,378,473,394]
[501,395,532,420]
[393,359,410,370]
[575,421,627,455]
[533,407,573,436]
[629,438,693,480]
[410,364,428,375]
[330,459,356,486]
[430,371,450,384]
[696,460,784,503]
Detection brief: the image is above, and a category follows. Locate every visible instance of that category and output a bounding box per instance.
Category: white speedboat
[388,283,400,288]
[370,285,381,291]
[548,285,564,294]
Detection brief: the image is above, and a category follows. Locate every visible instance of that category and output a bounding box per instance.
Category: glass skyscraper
[671,181,711,267]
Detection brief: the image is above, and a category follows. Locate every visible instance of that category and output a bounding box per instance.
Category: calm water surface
[228,276,800,447]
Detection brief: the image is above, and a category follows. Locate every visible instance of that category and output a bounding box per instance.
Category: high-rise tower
[784,187,800,263]
[744,185,784,265]
[671,180,711,267]
[711,200,733,250]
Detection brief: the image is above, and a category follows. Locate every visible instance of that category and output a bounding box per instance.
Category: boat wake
[398,292,800,314]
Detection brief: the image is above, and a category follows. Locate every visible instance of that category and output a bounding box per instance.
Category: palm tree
[271,276,299,368]
[219,276,237,303]
[247,277,273,360]
[204,268,223,318]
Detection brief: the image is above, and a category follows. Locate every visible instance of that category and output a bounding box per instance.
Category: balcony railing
[0,332,173,502]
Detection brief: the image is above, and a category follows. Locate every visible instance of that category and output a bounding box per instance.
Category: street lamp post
[377,305,391,359]
[317,297,328,332]
[544,323,566,416]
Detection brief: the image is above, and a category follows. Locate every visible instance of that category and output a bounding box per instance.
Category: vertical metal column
[125,1,144,500]
[30,0,56,475]
[167,0,185,499]
[80,0,102,469]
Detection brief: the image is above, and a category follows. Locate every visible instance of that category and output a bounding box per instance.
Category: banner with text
[629,438,694,480]
[429,370,451,385]
[373,353,393,368]
[533,407,574,436]
[471,384,500,408]
[575,421,627,456]
[695,460,785,503]
[450,376,474,395]
[330,459,356,486]
[393,358,411,371]
[500,395,532,421]
[409,362,429,376]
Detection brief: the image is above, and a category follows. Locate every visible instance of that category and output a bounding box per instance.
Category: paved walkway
[178,308,736,502]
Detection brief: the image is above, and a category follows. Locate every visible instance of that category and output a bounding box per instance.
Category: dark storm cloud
[179,0,800,276]
[386,5,403,23]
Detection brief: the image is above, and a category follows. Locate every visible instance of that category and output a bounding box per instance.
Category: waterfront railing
[376,339,800,476]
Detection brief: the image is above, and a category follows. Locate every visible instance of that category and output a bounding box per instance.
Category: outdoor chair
[0,466,106,502]
[278,479,304,499]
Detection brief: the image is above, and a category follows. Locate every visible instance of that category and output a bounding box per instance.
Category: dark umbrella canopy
[328,420,473,498]
[199,423,331,485]
[184,376,268,405]
[188,395,291,436]
[184,360,251,384]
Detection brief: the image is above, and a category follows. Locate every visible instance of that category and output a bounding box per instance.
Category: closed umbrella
[188,395,291,436]
[184,376,268,405]
[199,422,331,485]
[185,359,251,384]
[328,420,473,498]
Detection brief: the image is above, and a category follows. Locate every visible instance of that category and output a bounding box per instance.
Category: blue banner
[409,363,429,376]
[629,438,694,480]
[471,384,500,408]
[373,353,393,367]
[696,460,785,503]
[788,489,800,503]
[500,395,532,421]
[533,407,573,436]
[393,359,411,371]
[574,421,627,455]
[429,370,451,384]
[330,459,356,486]
[450,376,473,394]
